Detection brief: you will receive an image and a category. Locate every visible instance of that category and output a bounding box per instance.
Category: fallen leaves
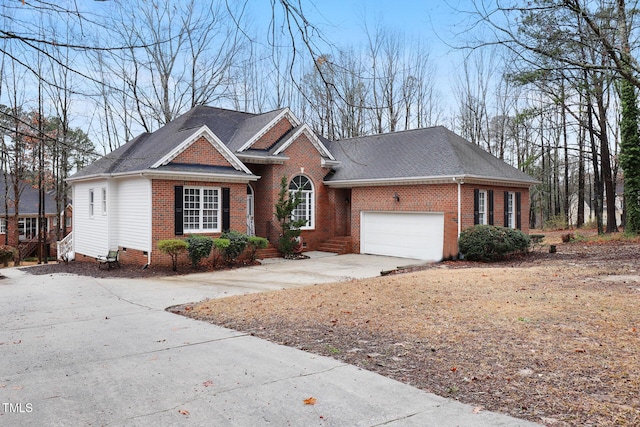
[178,409,189,416]
[303,397,317,405]
[202,380,214,387]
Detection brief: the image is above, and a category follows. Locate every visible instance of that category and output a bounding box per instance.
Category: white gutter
[68,170,260,183]
[324,174,538,188]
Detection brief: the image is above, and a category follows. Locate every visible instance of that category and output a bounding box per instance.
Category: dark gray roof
[71,106,535,187]
[325,126,537,184]
[227,108,287,152]
[0,177,58,215]
[70,106,271,180]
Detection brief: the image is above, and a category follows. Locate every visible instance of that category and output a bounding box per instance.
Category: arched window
[289,175,314,229]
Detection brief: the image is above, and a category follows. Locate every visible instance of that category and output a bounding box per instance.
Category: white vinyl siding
[73,180,110,257]
[115,178,151,251]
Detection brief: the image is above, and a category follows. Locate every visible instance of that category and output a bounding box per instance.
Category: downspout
[454,177,464,259]
[142,172,152,268]
[454,177,463,238]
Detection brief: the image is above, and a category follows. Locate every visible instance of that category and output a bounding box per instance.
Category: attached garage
[360,211,444,261]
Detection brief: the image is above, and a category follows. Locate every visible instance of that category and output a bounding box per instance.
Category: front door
[246,185,255,236]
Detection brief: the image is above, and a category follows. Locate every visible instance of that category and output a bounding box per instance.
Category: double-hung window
[183,187,220,232]
[289,175,314,229]
[477,190,487,225]
[89,189,95,218]
[101,188,107,215]
[505,192,515,228]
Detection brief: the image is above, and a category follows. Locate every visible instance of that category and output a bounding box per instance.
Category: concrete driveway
[0,254,541,426]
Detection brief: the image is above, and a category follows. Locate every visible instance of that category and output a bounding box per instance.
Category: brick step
[317,236,352,255]
[254,243,280,259]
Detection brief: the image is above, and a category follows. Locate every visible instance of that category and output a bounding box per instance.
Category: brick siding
[250,117,294,150]
[170,136,231,166]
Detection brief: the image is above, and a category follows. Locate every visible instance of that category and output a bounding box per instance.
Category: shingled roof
[0,177,58,215]
[324,126,538,186]
[70,106,536,188]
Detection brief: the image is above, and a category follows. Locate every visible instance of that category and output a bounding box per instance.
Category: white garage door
[360,211,444,261]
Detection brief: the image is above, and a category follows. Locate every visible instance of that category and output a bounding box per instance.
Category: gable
[237,108,301,152]
[273,125,335,160]
[279,132,323,163]
[169,136,234,168]
[151,126,252,175]
[250,117,294,150]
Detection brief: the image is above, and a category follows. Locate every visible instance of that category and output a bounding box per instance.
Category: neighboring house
[67,106,538,267]
[0,176,66,259]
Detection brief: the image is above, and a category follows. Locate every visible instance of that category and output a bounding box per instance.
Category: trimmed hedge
[458,225,531,262]
[185,235,214,268]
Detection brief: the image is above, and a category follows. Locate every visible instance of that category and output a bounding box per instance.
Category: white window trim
[89,189,95,218]
[506,192,516,229]
[289,175,315,230]
[478,190,487,225]
[101,187,107,215]
[0,218,6,234]
[183,186,221,233]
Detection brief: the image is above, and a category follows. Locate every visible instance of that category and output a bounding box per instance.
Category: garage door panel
[361,212,444,261]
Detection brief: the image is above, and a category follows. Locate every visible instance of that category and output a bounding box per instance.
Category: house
[0,176,67,259]
[67,106,538,267]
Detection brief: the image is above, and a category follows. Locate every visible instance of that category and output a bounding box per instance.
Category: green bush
[220,230,248,263]
[0,245,17,267]
[185,235,214,268]
[247,236,268,262]
[212,238,230,267]
[458,225,531,262]
[157,239,188,271]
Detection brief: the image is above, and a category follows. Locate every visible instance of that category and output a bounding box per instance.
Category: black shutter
[222,187,230,232]
[473,189,479,225]
[504,191,509,227]
[174,186,183,236]
[516,192,522,230]
[488,190,494,225]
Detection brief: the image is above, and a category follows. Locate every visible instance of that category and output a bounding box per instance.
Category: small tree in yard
[275,176,307,257]
[185,235,214,268]
[458,225,531,262]
[158,239,188,271]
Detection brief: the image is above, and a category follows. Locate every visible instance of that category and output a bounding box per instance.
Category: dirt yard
[179,231,640,427]
[24,230,640,426]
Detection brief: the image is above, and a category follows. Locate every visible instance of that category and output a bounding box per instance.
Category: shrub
[157,239,188,271]
[220,230,248,263]
[212,238,230,267]
[247,236,268,262]
[185,235,214,268]
[458,225,531,262]
[0,245,17,267]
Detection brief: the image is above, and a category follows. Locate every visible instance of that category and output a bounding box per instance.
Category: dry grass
[183,233,640,426]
